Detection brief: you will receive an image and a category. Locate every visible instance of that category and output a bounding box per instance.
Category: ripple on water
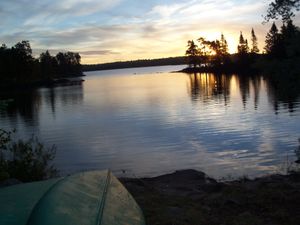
[0,66,300,178]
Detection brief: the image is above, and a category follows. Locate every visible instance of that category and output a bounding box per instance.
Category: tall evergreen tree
[251,28,260,53]
[237,32,249,54]
[281,20,297,39]
[280,20,300,57]
[220,33,229,55]
[264,22,281,55]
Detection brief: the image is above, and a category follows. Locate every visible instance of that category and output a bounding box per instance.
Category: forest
[0,41,83,87]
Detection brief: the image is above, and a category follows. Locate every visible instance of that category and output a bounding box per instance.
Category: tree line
[83,56,187,71]
[185,29,260,71]
[261,19,300,80]
[0,41,83,85]
[265,20,299,58]
[185,0,300,76]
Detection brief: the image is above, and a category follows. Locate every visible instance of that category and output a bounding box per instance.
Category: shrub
[0,129,58,182]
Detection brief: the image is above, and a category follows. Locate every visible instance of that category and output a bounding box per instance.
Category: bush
[0,129,58,182]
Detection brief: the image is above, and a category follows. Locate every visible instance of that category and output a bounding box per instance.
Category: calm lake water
[1,65,300,178]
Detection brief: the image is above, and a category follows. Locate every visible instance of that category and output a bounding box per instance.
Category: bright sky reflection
[1,66,299,178]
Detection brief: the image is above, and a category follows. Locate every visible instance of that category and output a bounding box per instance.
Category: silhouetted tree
[197,35,230,68]
[264,22,282,56]
[265,0,300,22]
[0,41,83,86]
[281,20,297,38]
[261,18,300,82]
[237,32,249,54]
[11,41,35,82]
[219,33,230,66]
[278,20,300,58]
[40,50,58,79]
[236,32,251,69]
[220,33,229,55]
[251,28,260,53]
[186,40,199,68]
[56,51,82,76]
[207,39,222,67]
[0,44,9,82]
[197,37,212,67]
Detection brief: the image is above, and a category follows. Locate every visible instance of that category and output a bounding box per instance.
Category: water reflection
[0,83,83,128]
[188,73,300,114]
[265,77,300,114]
[0,89,42,127]
[188,73,231,105]
[0,66,300,178]
[41,85,84,117]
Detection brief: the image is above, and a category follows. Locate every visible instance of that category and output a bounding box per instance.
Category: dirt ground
[121,169,300,225]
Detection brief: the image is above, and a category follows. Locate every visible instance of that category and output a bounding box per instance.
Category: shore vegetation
[0,41,83,88]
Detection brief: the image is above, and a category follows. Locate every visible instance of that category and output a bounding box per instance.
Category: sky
[1,0,299,64]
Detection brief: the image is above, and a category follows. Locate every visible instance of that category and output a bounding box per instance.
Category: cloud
[150,3,184,18]
[0,0,123,27]
[79,50,117,55]
[1,0,299,63]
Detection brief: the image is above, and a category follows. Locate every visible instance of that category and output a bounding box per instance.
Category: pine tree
[237,32,249,54]
[264,22,280,55]
[251,28,260,53]
[220,33,229,55]
[280,20,299,57]
[281,20,297,39]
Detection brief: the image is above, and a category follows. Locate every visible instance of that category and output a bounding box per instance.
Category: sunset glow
[1,0,299,64]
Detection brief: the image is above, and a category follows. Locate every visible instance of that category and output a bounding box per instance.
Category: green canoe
[0,170,145,225]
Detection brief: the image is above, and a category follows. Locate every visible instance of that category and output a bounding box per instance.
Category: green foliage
[0,129,58,182]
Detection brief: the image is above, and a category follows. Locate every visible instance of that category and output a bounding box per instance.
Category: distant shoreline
[82,56,187,72]
[177,66,259,74]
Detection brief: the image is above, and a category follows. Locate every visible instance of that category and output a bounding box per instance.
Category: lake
[1,65,300,178]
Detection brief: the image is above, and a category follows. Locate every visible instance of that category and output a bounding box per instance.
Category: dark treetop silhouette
[0,41,83,88]
[265,0,300,22]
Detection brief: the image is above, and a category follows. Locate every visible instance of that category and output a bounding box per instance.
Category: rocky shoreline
[120,169,300,225]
